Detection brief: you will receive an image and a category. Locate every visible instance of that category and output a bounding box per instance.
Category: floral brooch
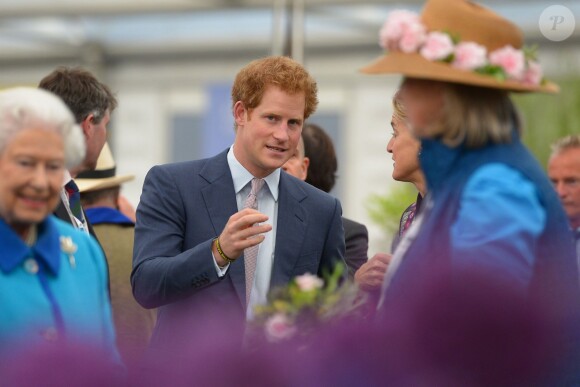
[60,236,77,269]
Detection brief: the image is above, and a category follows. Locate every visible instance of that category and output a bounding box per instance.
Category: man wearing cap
[77,143,156,368]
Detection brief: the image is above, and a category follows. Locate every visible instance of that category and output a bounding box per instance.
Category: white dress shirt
[211,146,279,320]
[59,170,89,234]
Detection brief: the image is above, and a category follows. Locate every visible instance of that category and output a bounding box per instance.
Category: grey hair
[0,87,85,170]
[437,83,520,149]
[550,135,580,157]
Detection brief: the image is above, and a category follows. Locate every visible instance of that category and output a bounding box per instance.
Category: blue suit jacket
[132,149,345,348]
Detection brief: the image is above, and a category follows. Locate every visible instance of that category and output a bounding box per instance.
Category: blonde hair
[550,135,580,157]
[436,84,521,148]
[392,90,407,122]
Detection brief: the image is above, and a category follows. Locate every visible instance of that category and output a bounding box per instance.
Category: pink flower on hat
[420,32,454,61]
[264,313,297,342]
[523,61,543,86]
[452,42,487,71]
[380,10,426,53]
[489,45,525,80]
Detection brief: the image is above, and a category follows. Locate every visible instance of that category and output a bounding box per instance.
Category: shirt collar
[62,169,73,188]
[0,216,61,275]
[227,145,280,201]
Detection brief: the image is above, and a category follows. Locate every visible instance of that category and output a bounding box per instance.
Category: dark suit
[132,149,345,350]
[343,217,368,279]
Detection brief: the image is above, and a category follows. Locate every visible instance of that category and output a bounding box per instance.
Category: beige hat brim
[360,52,559,94]
[76,174,135,193]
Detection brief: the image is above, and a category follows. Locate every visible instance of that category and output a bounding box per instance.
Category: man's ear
[233,101,247,127]
[80,113,95,139]
[302,157,310,180]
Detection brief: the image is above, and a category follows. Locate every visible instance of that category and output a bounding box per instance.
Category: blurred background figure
[38,66,117,245]
[77,142,156,369]
[548,135,580,268]
[283,123,368,279]
[354,92,425,295]
[0,87,119,365]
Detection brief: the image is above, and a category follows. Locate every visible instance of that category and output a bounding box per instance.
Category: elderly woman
[363,0,579,382]
[0,87,119,363]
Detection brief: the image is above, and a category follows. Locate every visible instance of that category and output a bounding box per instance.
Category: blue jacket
[0,216,119,362]
[379,135,580,383]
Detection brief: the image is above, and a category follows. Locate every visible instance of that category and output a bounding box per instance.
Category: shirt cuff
[212,248,229,277]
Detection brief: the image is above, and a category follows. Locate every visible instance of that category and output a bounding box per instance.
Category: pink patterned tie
[244,178,265,307]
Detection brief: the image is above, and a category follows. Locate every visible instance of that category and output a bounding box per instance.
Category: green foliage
[514,77,580,168]
[366,183,418,235]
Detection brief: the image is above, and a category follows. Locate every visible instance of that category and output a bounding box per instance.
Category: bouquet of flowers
[250,264,368,344]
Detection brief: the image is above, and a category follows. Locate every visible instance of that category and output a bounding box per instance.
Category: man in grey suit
[132,56,345,352]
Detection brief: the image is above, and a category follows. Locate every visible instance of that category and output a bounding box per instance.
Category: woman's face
[387,115,422,183]
[399,78,445,139]
[0,127,65,236]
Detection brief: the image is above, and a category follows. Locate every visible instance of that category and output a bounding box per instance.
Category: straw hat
[76,143,134,192]
[361,0,558,93]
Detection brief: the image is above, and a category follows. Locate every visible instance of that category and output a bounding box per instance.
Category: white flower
[295,273,324,292]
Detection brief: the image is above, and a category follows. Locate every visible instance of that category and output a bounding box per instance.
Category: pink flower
[420,32,454,61]
[452,42,487,70]
[380,10,426,53]
[489,45,525,80]
[264,313,296,342]
[522,61,543,85]
[295,273,324,292]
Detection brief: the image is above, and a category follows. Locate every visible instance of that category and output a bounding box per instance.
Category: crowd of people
[1,0,579,385]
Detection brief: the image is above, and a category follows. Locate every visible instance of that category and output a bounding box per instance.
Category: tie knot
[65,180,80,195]
[250,178,265,195]
[244,178,264,211]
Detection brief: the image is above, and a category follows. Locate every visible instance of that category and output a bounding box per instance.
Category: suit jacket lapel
[270,174,308,289]
[54,199,71,224]
[199,150,246,306]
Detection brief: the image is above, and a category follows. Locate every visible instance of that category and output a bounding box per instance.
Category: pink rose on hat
[489,45,525,80]
[523,61,543,86]
[420,31,454,61]
[453,42,487,71]
[380,10,426,53]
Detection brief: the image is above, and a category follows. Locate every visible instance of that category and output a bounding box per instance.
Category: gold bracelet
[214,237,235,264]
